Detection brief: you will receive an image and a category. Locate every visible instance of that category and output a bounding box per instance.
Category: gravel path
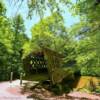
[0,80,100,100]
[67,92,100,100]
[0,80,33,100]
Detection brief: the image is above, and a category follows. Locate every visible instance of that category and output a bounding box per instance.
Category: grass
[23,73,49,81]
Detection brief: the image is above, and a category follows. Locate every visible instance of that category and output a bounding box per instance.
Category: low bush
[95,86,100,93]
[51,83,71,95]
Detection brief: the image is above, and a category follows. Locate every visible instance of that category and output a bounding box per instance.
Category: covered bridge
[23,47,73,85]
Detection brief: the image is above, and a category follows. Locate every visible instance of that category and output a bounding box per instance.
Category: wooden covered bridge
[23,47,73,85]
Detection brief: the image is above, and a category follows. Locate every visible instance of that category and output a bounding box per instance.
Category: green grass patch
[23,73,49,81]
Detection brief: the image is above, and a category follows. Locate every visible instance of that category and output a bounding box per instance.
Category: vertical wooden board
[43,48,63,84]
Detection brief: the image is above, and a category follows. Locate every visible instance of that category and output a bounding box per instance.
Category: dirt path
[67,92,100,100]
[0,80,33,100]
[0,80,100,100]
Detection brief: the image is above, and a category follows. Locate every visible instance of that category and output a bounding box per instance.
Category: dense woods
[0,0,100,98]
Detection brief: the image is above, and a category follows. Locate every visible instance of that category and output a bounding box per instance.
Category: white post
[20,73,23,86]
[10,72,13,83]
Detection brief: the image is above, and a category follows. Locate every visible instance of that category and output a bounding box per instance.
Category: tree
[0,1,29,80]
[0,1,6,16]
[0,1,15,80]
[65,0,100,76]
[9,0,71,18]
[31,12,69,52]
[10,14,29,76]
[12,14,25,34]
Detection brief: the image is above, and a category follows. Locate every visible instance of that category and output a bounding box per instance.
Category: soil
[29,87,100,100]
[0,80,100,100]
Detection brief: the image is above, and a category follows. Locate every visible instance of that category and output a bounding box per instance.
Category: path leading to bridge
[0,80,33,100]
[0,80,100,100]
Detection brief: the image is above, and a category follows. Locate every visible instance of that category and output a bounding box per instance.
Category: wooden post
[10,72,13,83]
[20,73,23,86]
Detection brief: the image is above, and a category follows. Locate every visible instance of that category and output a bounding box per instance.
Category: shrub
[95,86,100,93]
[51,83,71,95]
[51,84,63,95]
